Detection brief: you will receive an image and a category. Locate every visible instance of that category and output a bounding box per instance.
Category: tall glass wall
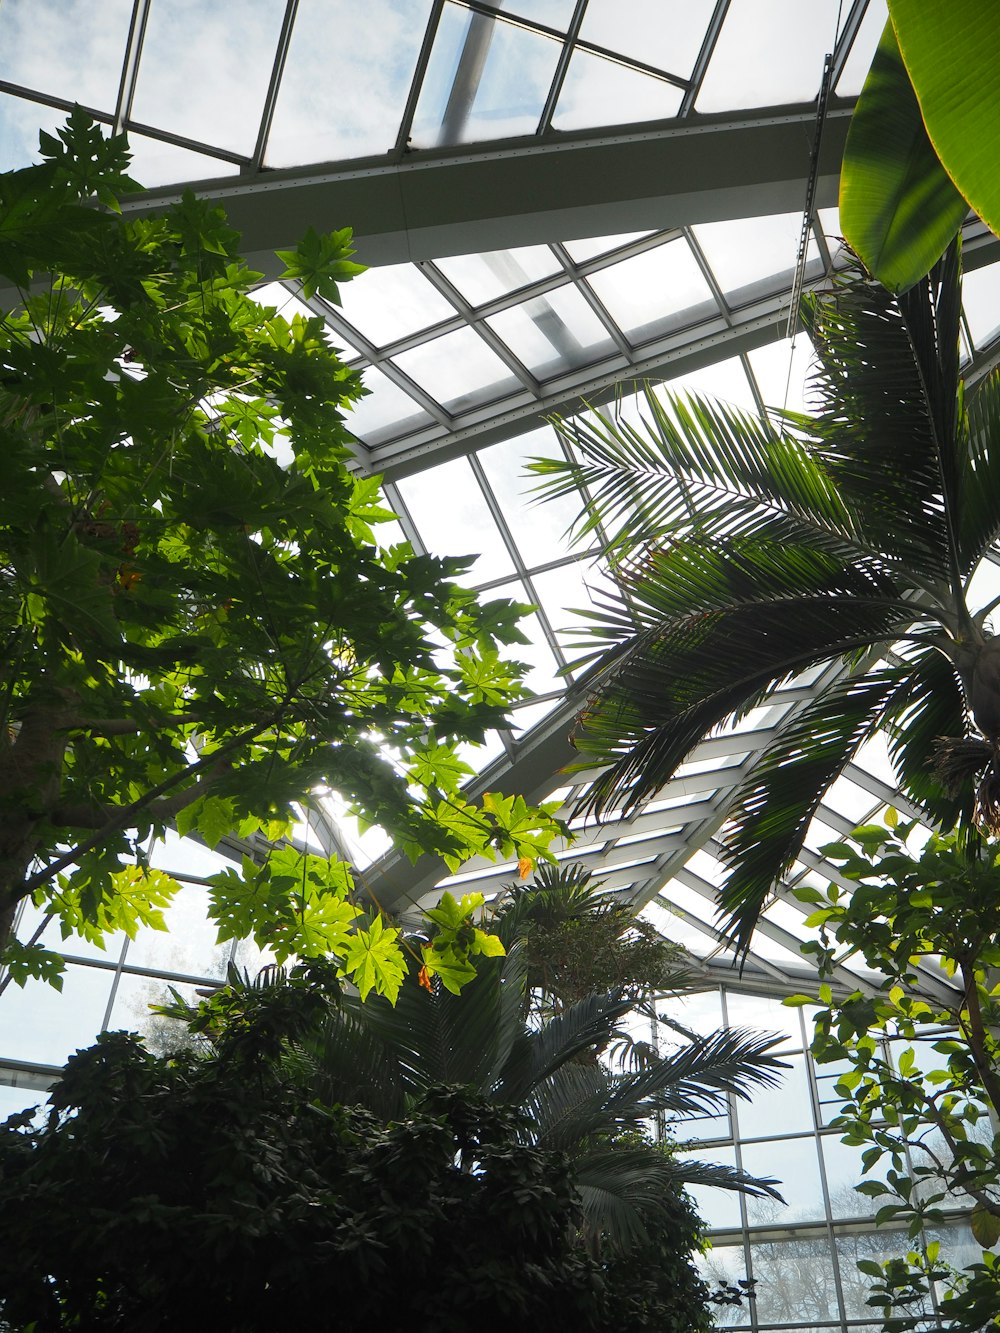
[660,987,977,1332]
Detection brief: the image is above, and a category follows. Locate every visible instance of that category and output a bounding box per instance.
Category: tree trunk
[0,693,73,956]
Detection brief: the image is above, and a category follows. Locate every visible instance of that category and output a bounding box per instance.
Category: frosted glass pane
[394,327,521,410]
[347,367,434,443]
[563,233,652,264]
[0,0,132,111]
[554,49,683,131]
[435,246,560,306]
[477,426,582,566]
[580,0,717,79]
[336,265,455,347]
[412,4,561,146]
[267,0,429,165]
[836,0,887,98]
[962,260,1000,349]
[697,0,841,113]
[132,0,286,155]
[587,239,716,343]
[395,457,517,583]
[488,283,617,377]
[126,135,238,189]
[694,212,821,307]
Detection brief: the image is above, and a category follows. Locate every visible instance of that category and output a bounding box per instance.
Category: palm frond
[603,1026,788,1120]
[573,583,916,821]
[496,988,632,1105]
[575,1146,782,1250]
[802,247,959,582]
[535,388,863,560]
[359,950,525,1096]
[882,642,970,827]
[718,668,908,956]
[959,367,1000,573]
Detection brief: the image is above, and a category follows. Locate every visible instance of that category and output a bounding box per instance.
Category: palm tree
[531,241,1000,956]
[293,948,786,1250]
[491,859,694,1012]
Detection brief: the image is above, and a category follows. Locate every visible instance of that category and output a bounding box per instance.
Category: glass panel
[0,964,114,1066]
[266,0,430,165]
[696,0,841,113]
[106,974,204,1056]
[13,893,128,965]
[563,232,652,264]
[695,1250,753,1328]
[580,0,717,78]
[487,283,617,377]
[0,0,132,111]
[0,92,66,173]
[821,1132,891,1221]
[125,134,239,188]
[476,425,583,566]
[660,987,724,1037]
[336,264,455,348]
[836,0,887,98]
[495,0,577,25]
[693,212,822,308]
[751,1232,843,1323]
[837,1229,929,1320]
[412,4,562,147]
[747,337,817,417]
[127,840,233,979]
[393,327,522,410]
[740,1135,825,1224]
[656,354,760,414]
[962,259,1000,349]
[678,1145,743,1229]
[347,367,435,444]
[736,1053,813,1139]
[725,992,805,1050]
[435,245,561,306]
[586,238,717,343]
[529,561,620,659]
[554,49,683,130]
[394,457,518,583]
[131,0,287,155]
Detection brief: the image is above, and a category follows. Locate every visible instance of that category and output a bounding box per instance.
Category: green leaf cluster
[790,821,1000,1330]
[0,112,562,987]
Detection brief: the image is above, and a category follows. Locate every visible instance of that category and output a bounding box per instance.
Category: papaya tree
[0,111,564,999]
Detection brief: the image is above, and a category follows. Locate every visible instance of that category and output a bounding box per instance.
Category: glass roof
[4,0,1000,1013]
[0,1,882,180]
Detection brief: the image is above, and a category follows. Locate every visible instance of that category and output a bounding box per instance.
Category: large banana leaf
[890,0,1000,241]
[840,18,967,293]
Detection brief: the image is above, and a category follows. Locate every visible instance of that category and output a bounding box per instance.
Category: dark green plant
[244,947,788,1251]
[0,961,710,1333]
[789,819,1000,1330]
[533,241,1000,956]
[492,860,692,1012]
[0,111,564,996]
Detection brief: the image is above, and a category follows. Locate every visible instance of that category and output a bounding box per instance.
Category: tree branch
[21,719,275,898]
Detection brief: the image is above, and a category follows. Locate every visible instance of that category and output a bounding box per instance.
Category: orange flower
[417,964,433,993]
[517,856,533,880]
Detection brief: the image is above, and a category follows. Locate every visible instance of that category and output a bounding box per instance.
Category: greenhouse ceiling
[4,0,1000,1003]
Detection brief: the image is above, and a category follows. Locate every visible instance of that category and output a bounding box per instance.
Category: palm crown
[533,241,1000,956]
